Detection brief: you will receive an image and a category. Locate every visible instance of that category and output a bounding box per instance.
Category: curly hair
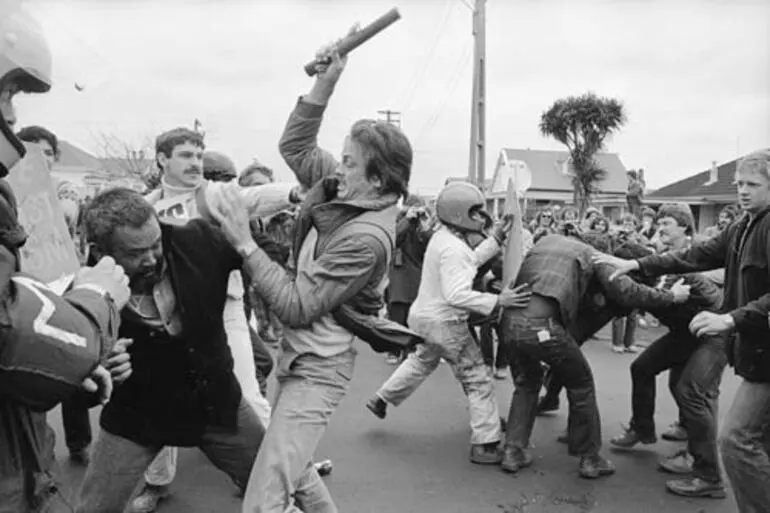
[82,187,156,251]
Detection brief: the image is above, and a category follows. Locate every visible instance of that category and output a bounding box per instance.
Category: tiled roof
[489,148,628,195]
[648,159,738,199]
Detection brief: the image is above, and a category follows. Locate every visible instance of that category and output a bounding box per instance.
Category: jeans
[479,322,507,370]
[502,315,601,457]
[719,380,770,513]
[61,392,92,453]
[75,399,264,513]
[376,316,502,446]
[242,350,356,513]
[628,332,726,481]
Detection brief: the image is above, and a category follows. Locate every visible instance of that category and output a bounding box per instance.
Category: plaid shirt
[517,235,679,335]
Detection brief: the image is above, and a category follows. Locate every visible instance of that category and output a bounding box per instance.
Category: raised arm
[278,50,352,190]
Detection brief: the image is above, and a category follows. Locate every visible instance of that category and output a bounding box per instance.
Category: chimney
[709,161,718,183]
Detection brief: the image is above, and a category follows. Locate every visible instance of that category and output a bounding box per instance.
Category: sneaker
[661,422,688,441]
[130,485,169,513]
[366,396,387,419]
[537,395,560,415]
[579,454,616,479]
[625,345,643,353]
[659,450,694,474]
[666,477,727,499]
[470,442,503,465]
[493,368,507,380]
[612,346,626,354]
[500,446,533,473]
[666,477,726,498]
[610,426,657,448]
[68,448,90,466]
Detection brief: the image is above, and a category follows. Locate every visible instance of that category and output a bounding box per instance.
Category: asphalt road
[50,324,740,513]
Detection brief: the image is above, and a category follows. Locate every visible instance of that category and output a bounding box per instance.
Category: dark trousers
[629,331,727,482]
[479,322,507,369]
[502,315,602,457]
[249,326,274,396]
[61,392,92,453]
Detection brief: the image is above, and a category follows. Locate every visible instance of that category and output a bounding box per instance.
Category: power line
[397,0,455,113]
[414,39,472,145]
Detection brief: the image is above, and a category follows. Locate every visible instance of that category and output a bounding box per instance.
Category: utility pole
[467,0,486,190]
[377,109,402,128]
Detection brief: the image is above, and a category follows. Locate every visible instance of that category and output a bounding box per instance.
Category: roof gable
[648,159,738,199]
[490,148,628,195]
[56,140,102,169]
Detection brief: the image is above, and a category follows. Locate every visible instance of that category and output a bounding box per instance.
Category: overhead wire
[396,0,455,113]
[413,38,473,146]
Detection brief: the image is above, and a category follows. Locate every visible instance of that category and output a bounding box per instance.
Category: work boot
[366,396,387,419]
[130,485,169,513]
[666,477,726,499]
[579,454,616,479]
[537,394,559,415]
[661,421,688,441]
[610,426,657,448]
[659,450,693,474]
[500,446,533,473]
[470,442,502,465]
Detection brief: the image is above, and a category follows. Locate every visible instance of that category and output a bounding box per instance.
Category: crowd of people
[1,5,769,513]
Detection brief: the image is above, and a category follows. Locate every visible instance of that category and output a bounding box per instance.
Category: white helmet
[0,1,52,93]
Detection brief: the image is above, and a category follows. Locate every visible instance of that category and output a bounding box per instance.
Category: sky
[13,0,770,195]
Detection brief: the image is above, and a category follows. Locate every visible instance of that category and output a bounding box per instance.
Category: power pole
[467,0,486,190]
[377,109,402,128]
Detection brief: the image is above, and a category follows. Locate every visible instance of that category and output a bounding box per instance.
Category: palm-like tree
[539,92,627,216]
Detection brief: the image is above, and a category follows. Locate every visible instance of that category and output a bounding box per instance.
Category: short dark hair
[239,161,274,186]
[349,119,412,199]
[203,151,237,182]
[16,125,59,155]
[155,128,205,170]
[656,202,695,236]
[83,187,156,250]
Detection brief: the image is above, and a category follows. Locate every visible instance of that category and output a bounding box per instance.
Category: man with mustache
[607,203,727,499]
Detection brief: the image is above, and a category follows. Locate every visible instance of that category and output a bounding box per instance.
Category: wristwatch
[237,241,259,259]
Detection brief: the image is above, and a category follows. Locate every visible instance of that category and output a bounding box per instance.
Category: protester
[73,187,285,513]
[608,204,727,499]
[0,6,131,510]
[593,149,770,512]
[384,195,433,364]
[130,138,297,513]
[366,181,527,465]
[210,47,420,513]
[498,233,690,478]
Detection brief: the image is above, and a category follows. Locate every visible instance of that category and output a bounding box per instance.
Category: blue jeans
[502,316,602,457]
[242,349,356,513]
[75,399,263,513]
[719,380,770,513]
